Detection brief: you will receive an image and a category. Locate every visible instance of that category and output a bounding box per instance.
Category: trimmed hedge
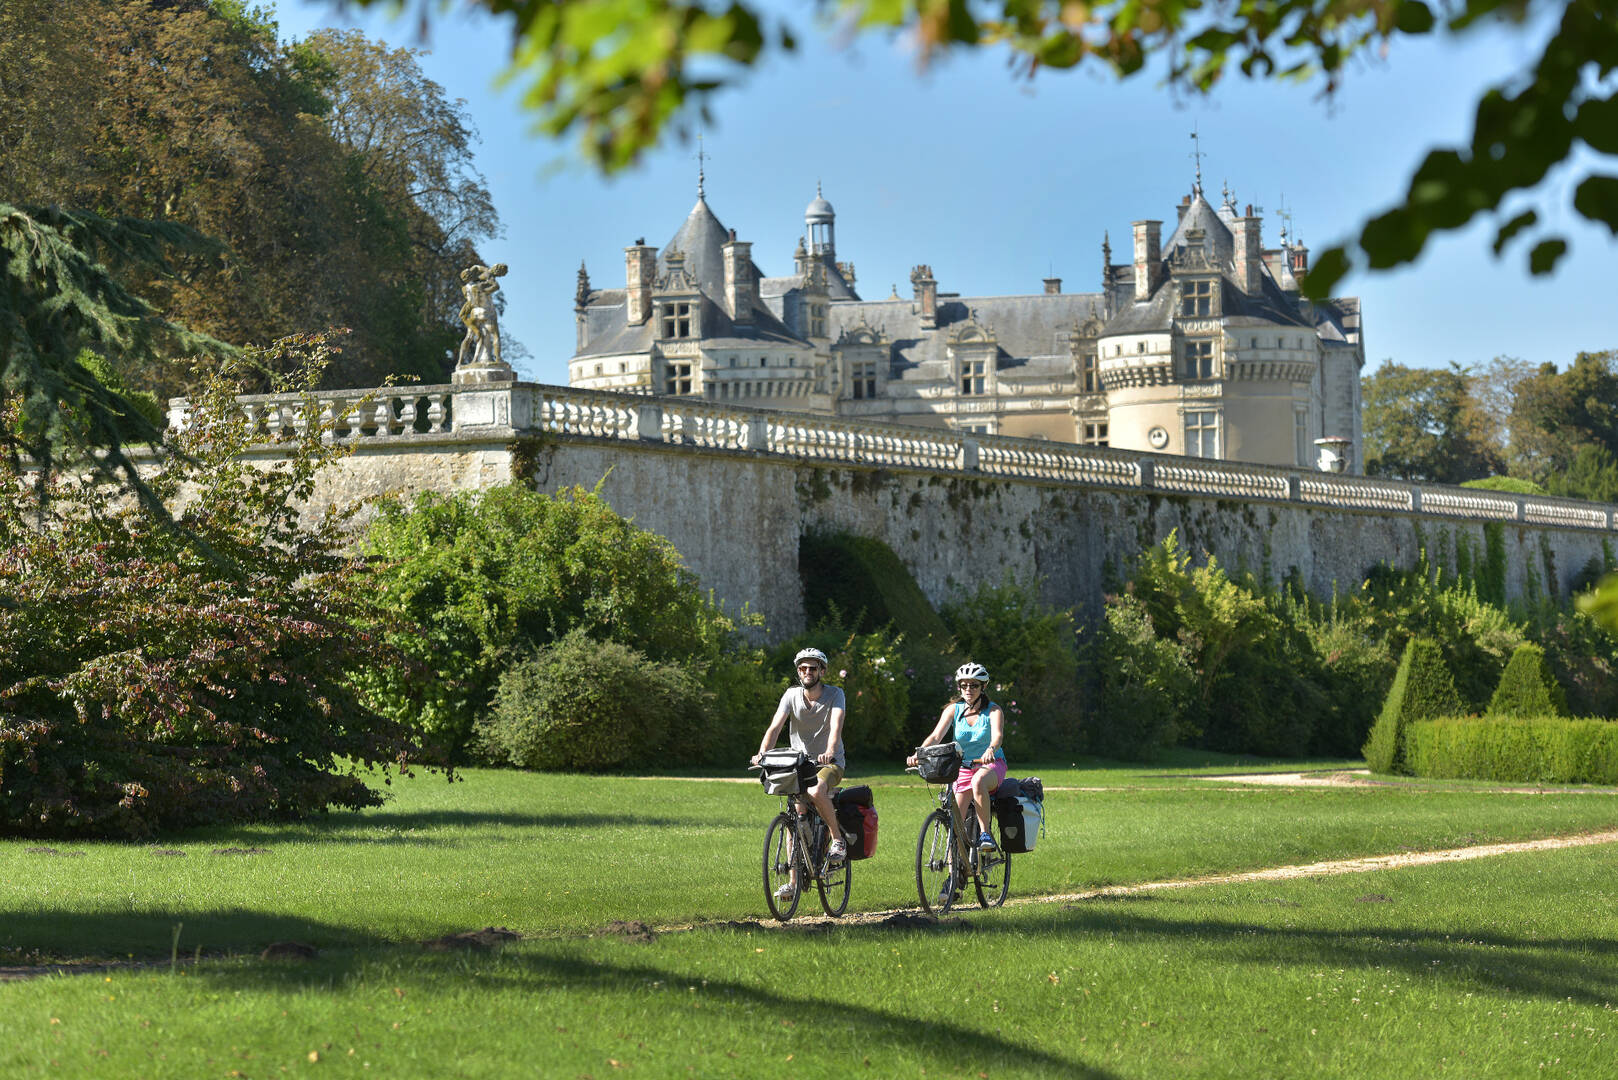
[1487,643,1568,718]
[1405,716,1618,784]
[1363,636,1465,774]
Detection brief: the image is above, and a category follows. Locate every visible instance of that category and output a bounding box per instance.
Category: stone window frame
[960,358,987,396]
[1082,421,1109,447]
[664,359,694,396]
[850,358,878,400]
[1182,338,1215,380]
[1080,350,1100,393]
[1180,277,1215,318]
[659,300,694,339]
[1185,408,1220,459]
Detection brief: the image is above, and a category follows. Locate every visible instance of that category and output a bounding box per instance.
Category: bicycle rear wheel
[763,813,801,921]
[974,817,1011,908]
[916,809,957,917]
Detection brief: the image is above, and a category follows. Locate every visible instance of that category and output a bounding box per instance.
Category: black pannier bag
[759,749,807,794]
[915,742,963,784]
[993,775,1045,854]
[832,786,878,860]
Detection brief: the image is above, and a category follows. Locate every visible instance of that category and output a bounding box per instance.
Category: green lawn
[2,757,1617,1077]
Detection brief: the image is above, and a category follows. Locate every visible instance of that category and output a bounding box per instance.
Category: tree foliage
[0,0,502,394]
[359,482,752,757]
[0,338,425,838]
[1361,359,1501,483]
[0,201,230,508]
[338,0,1618,292]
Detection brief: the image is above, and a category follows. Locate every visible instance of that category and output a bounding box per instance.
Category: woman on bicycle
[907,662,1007,851]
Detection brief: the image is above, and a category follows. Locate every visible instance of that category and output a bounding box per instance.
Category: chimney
[1291,245,1310,278]
[1176,195,1192,223]
[1043,277,1062,295]
[1131,220,1163,302]
[624,238,657,326]
[911,265,938,329]
[1230,209,1263,296]
[723,230,754,324]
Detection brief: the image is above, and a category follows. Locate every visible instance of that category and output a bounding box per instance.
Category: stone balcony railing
[172,381,1618,533]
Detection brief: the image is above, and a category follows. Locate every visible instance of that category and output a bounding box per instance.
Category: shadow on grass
[921,901,1618,1008]
[0,908,396,962]
[172,808,685,846]
[184,945,1118,1079]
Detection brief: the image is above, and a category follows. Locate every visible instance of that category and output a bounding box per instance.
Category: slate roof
[1165,192,1235,269]
[826,291,1107,380]
[575,197,813,358]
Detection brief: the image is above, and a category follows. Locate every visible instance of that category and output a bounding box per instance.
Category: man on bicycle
[752,647,848,900]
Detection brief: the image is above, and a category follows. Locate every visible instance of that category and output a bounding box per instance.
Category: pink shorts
[953,758,1007,794]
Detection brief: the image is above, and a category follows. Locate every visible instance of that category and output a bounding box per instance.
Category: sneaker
[774,881,797,901]
[826,838,847,861]
[978,831,996,851]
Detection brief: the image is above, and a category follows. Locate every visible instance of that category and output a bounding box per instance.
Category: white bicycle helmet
[794,647,829,668]
[955,662,990,685]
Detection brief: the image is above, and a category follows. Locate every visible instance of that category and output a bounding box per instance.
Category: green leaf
[1301,246,1350,300]
[1575,95,1618,154]
[1528,237,1568,275]
[1395,1,1436,34]
[1492,209,1537,254]
[1572,175,1618,235]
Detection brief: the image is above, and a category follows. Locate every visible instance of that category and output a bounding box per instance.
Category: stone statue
[456,262,508,368]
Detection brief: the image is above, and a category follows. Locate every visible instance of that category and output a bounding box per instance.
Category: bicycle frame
[910,755,1010,915]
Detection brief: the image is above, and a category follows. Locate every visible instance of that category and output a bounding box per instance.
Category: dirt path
[677,827,1618,932]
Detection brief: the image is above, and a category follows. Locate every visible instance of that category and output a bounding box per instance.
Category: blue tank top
[952,702,1005,764]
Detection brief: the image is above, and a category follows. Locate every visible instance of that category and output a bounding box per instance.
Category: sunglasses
[798,664,823,672]
[957,681,982,689]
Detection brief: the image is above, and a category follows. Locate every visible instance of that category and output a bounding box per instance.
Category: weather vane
[695,134,708,199]
[1189,124,1205,195]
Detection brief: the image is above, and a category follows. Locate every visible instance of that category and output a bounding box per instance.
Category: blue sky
[273,2,1614,385]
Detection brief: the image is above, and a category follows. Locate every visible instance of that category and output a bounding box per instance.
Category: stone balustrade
[177,381,1618,533]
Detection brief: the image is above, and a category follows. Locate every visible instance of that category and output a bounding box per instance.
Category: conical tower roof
[660,197,731,298]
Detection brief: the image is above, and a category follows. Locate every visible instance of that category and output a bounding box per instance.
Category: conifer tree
[0,202,228,508]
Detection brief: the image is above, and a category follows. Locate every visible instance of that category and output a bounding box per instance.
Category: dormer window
[1080,351,1099,393]
[809,303,827,339]
[851,360,877,399]
[1181,279,1212,317]
[961,359,986,396]
[661,301,693,339]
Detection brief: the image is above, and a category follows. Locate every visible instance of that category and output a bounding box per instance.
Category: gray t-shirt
[778,684,847,769]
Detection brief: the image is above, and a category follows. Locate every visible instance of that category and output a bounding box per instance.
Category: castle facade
[568,178,1364,471]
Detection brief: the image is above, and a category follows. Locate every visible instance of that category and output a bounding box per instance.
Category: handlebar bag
[915,741,963,784]
[760,749,807,795]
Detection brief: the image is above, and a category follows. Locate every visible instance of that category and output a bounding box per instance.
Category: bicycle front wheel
[763,813,801,921]
[916,809,957,917]
[975,819,1011,909]
[817,845,851,917]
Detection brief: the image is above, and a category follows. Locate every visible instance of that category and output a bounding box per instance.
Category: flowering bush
[0,339,423,837]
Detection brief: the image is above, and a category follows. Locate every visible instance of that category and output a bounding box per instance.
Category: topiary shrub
[1405,716,1618,783]
[1363,636,1465,774]
[1487,643,1569,718]
[477,630,706,771]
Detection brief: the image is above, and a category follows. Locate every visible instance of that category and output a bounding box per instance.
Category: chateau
[568,175,1364,472]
